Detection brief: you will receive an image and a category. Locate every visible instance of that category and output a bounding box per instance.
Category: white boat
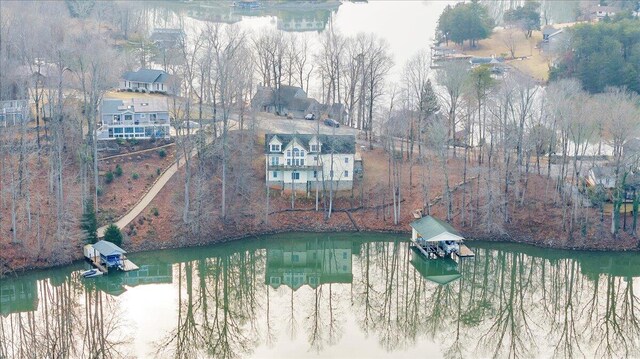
[81,269,103,278]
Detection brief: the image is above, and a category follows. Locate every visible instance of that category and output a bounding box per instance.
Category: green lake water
[1,232,640,358]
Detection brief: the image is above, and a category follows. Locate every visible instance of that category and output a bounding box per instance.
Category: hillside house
[265,133,356,192]
[0,99,29,127]
[252,85,320,118]
[119,69,178,95]
[97,97,171,140]
[587,166,640,201]
[591,5,618,20]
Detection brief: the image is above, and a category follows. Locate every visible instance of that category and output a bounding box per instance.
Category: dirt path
[97,115,361,238]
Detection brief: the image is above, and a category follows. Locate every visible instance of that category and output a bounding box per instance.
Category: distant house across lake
[150,28,184,49]
[98,97,171,140]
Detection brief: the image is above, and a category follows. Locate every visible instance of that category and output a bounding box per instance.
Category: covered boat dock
[84,240,139,274]
[409,215,475,260]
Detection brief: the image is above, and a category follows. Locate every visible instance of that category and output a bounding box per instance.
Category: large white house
[97,97,171,140]
[265,133,356,193]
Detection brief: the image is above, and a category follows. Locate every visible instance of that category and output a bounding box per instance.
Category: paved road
[97,114,361,237]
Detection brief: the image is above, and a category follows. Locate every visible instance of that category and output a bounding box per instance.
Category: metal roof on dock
[410,216,465,242]
[93,240,127,256]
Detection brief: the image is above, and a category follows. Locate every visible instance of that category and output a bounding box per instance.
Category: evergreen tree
[550,18,640,94]
[81,200,98,244]
[104,224,123,247]
[436,1,494,48]
[421,80,440,117]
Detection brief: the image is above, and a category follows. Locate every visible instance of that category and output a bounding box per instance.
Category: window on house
[292,172,300,180]
[313,156,318,161]
[344,157,349,163]
[330,170,334,178]
[292,254,299,262]
[270,157,279,165]
[313,170,317,178]
[300,150,305,157]
[287,150,291,157]
[293,148,300,158]
[150,114,157,122]
[124,114,133,121]
[344,171,349,177]
[343,252,348,259]
[311,144,319,152]
[113,115,121,122]
[287,159,291,166]
[270,144,281,152]
[273,171,278,178]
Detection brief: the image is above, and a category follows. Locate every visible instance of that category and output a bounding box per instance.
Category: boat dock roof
[93,240,127,256]
[410,215,465,242]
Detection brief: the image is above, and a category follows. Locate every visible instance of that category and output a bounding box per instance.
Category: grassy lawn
[448,28,551,82]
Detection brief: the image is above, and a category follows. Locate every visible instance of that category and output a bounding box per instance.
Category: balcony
[267,163,322,171]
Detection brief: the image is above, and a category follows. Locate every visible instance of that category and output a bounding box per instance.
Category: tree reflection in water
[1,236,640,358]
[0,272,129,358]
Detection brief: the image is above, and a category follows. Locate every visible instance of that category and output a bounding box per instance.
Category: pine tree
[81,200,98,244]
[104,224,123,247]
[421,80,440,117]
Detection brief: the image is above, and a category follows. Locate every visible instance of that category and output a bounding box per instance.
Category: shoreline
[3,224,639,278]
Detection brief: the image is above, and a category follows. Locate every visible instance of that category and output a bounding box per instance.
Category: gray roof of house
[265,133,356,154]
[410,215,462,241]
[624,138,640,154]
[542,26,561,36]
[150,29,184,42]
[252,85,307,108]
[93,240,126,256]
[102,97,168,114]
[470,57,504,65]
[122,69,170,84]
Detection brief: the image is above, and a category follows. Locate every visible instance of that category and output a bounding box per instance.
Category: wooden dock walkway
[457,244,475,258]
[122,259,139,271]
[88,256,109,274]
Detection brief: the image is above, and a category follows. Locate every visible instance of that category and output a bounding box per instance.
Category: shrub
[158,149,167,158]
[116,138,126,146]
[151,207,159,216]
[97,187,103,197]
[104,224,123,246]
[156,168,162,175]
[114,164,123,177]
[132,172,139,180]
[105,171,114,184]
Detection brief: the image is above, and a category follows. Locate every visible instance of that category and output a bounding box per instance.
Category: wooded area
[1,1,639,275]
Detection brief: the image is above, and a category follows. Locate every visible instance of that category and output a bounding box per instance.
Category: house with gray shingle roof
[119,68,179,95]
[97,97,171,140]
[265,133,356,192]
[251,85,320,118]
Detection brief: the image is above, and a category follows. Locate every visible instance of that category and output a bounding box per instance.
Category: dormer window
[270,144,281,152]
[311,144,320,152]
